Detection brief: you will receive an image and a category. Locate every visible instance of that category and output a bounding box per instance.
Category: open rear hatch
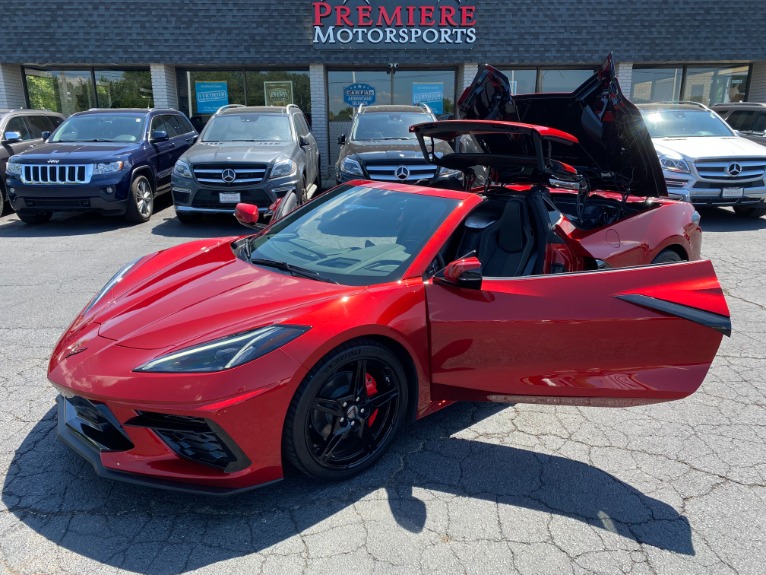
[420,54,667,198]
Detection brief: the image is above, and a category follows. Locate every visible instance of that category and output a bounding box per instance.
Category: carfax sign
[312,0,477,50]
[195,81,229,114]
[344,83,376,107]
[412,82,443,114]
[264,81,294,106]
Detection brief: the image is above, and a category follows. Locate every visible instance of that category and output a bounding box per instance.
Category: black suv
[5,108,197,224]
[335,104,453,185]
[1,108,65,212]
[712,102,766,147]
[171,104,320,223]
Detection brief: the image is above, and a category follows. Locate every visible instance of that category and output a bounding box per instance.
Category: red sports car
[48,59,730,494]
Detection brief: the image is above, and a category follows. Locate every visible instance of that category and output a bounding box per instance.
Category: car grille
[363,160,438,184]
[694,158,766,181]
[22,164,92,184]
[192,163,269,186]
[191,188,272,209]
[126,411,250,473]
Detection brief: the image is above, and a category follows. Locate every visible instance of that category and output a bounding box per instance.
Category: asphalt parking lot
[0,199,764,575]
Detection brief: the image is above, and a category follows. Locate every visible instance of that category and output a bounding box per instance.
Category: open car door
[427,260,729,407]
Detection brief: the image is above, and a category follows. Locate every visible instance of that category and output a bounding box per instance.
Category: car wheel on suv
[125,175,154,223]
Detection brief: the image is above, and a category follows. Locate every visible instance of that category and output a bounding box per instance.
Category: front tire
[733,205,766,219]
[125,175,154,223]
[283,340,408,481]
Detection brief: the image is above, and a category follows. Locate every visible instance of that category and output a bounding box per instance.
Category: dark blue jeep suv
[5,108,197,224]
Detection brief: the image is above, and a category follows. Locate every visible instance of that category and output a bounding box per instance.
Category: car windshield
[640,109,734,138]
[50,113,146,143]
[352,112,429,141]
[245,184,458,286]
[202,113,292,142]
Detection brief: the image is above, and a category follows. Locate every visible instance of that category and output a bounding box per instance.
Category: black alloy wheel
[283,340,408,480]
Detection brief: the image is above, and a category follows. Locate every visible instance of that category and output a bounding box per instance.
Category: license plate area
[219,192,241,204]
[722,187,744,199]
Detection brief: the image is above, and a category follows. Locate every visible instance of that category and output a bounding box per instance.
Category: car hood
[452,55,667,197]
[12,142,137,162]
[92,238,362,350]
[652,136,766,160]
[182,141,295,164]
[343,139,452,161]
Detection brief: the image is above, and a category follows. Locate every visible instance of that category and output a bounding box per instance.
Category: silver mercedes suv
[171,104,320,223]
[638,102,766,218]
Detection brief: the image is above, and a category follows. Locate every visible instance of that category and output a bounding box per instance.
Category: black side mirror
[41,131,51,141]
[150,129,169,142]
[299,135,311,147]
[337,134,346,145]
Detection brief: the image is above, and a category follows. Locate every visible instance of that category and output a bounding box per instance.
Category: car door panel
[427,260,729,406]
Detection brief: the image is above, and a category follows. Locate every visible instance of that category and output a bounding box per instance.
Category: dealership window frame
[176,68,312,127]
[493,66,598,95]
[22,66,154,115]
[631,63,753,106]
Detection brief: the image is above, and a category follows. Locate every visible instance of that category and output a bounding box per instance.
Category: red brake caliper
[365,373,379,427]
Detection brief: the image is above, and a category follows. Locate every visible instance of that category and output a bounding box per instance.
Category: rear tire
[125,175,154,223]
[733,205,766,219]
[652,249,684,264]
[17,211,52,224]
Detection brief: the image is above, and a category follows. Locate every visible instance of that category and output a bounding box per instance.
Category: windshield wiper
[381,137,411,140]
[90,138,115,142]
[250,258,338,284]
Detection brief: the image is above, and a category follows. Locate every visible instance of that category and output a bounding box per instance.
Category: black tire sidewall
[652,249,683,264]
[284,341,408,481]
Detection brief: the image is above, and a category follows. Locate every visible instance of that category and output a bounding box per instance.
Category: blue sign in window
[344,83,376,107]
[413,82,444,115]
[195,81,229,114]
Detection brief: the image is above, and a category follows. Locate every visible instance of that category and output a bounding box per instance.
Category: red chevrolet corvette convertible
[48,59,730,494]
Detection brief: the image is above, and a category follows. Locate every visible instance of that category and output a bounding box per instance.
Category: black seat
[478,198,534,277]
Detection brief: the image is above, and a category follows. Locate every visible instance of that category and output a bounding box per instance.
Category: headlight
[6,160,21,176]
[271,160,297,178]
[134,325,309,373]
[174,160,192,178]
[83,258,140,314]
[93,161,125,175]
[340,157,363,177]
[658,155,690,174]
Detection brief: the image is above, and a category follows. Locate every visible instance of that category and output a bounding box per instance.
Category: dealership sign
[195,81,229,114]
[313,0,477,50]
[412,82,443,114]
[344,83,376,106]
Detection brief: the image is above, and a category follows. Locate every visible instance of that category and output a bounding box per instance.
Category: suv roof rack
[416,102,432,114]
[657,100,710,110]
[215,104,246,115]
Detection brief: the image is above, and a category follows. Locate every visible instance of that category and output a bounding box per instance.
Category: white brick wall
[150,64,179,109]
[617,61,633,100]
[310,64,330,180]
[459,63,479,91]
[748,61,766,102]
[0,64,26,108]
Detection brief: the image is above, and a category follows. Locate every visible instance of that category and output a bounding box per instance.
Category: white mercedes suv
[638,102,766,218]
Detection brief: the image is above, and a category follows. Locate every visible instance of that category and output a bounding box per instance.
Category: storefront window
[496,69,537,95]
[177,69,310,131]
[25,70,95,115]
[632,65,750,106]
[93,70,153,108]
[24,68,152,115]
[631,68,683,103]
[683,65,750,106]
[539,69,594,93]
